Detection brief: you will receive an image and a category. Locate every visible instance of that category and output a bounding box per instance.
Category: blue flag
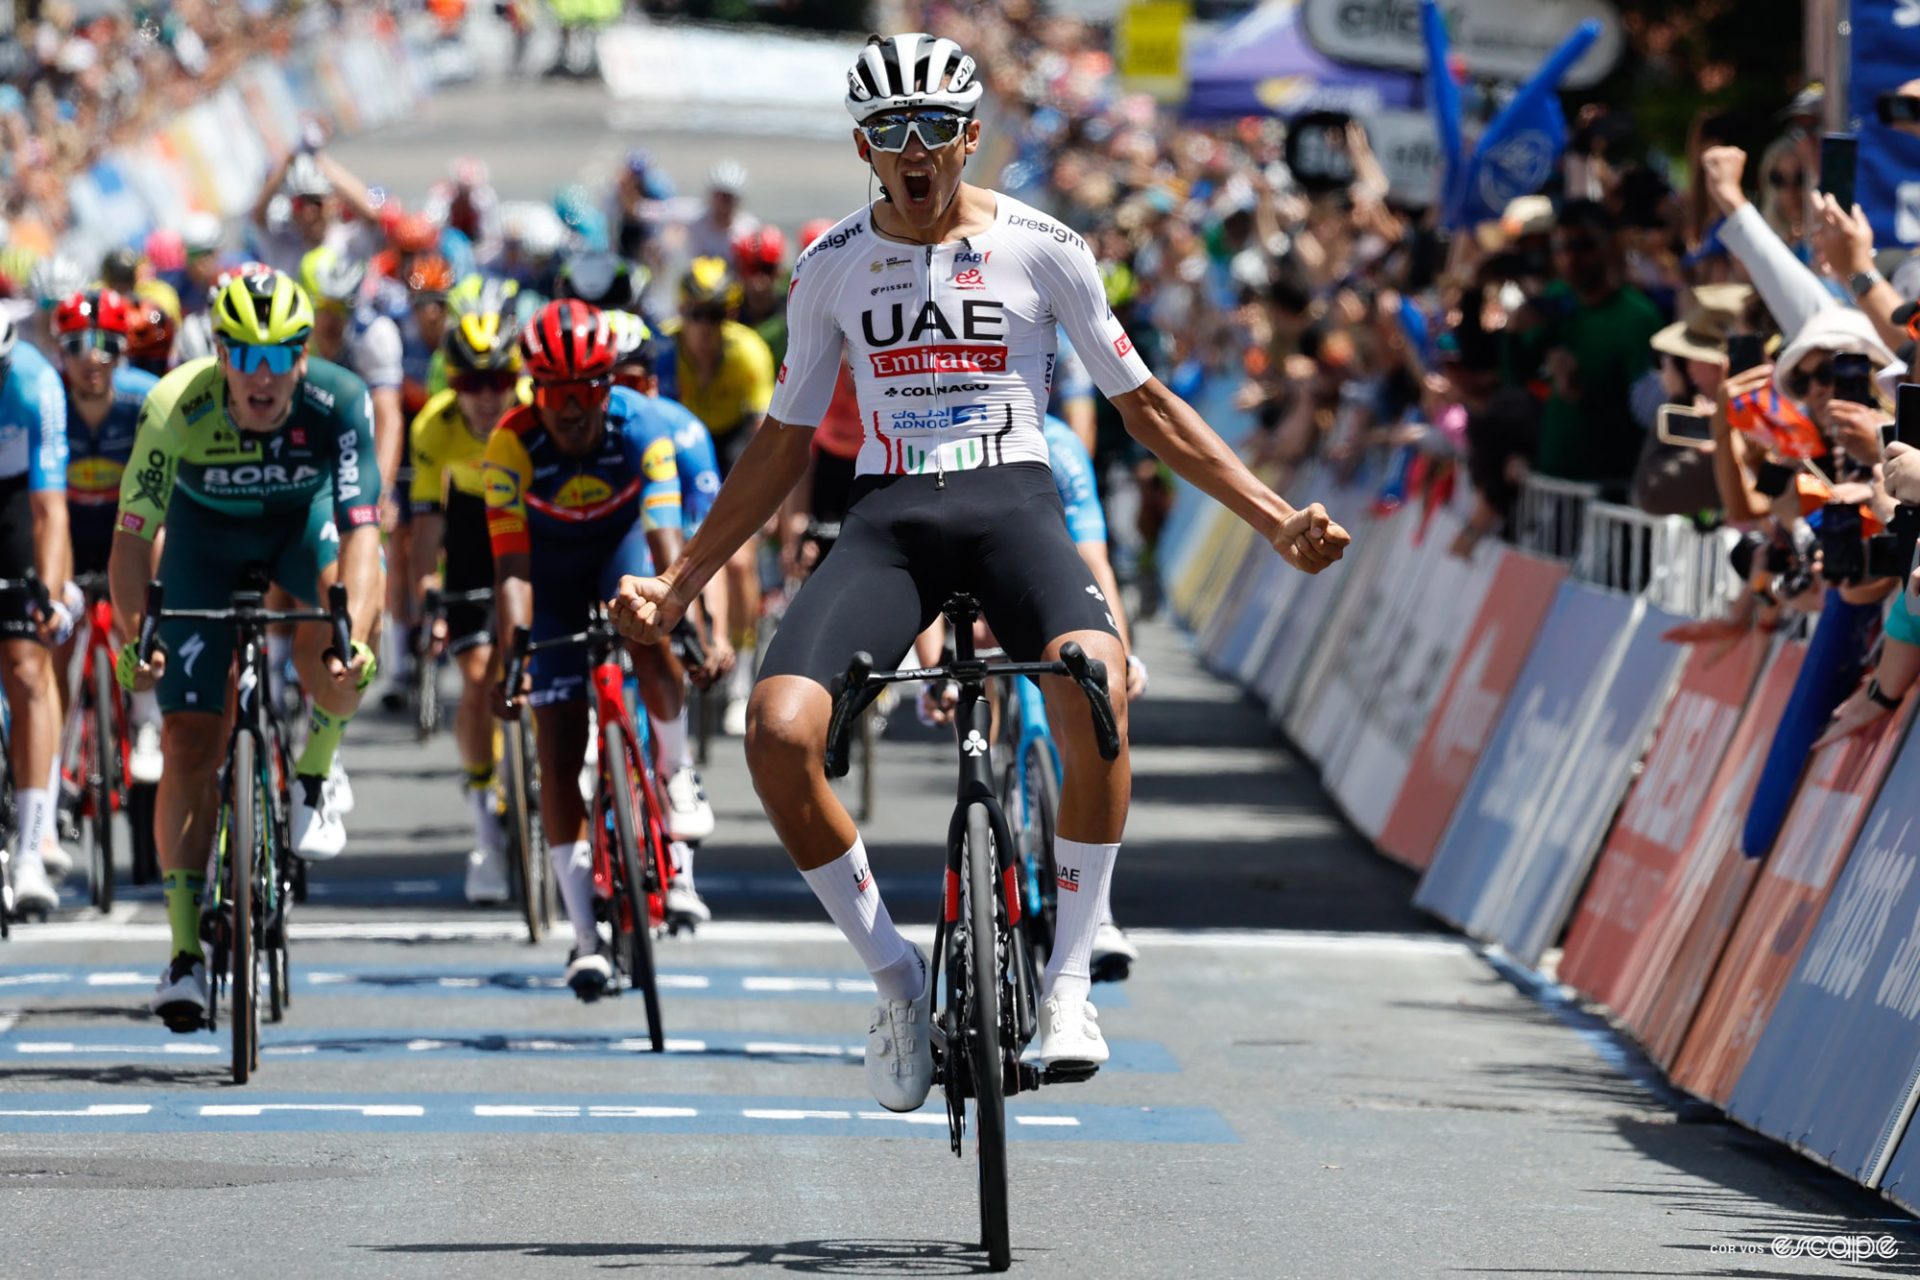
[1420,0,1465,224]
[1447,20,1601,228]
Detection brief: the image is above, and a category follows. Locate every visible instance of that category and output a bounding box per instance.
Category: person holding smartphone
[1629,284,1751,516]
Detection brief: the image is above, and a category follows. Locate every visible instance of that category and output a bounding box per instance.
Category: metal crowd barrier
[1515,479,1739,619]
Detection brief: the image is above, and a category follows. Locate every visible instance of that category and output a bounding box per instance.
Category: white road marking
[743,1108,852,1121]
[1014,1116,1080,1127]
[200,1104,425,1118]
[0,1104,151,1117]
[14,1041,218,1056]
[742,1041,858,1058]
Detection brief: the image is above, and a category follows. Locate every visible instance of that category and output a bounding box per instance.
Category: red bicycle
[56,573,142,912]
[503,605,678,1050]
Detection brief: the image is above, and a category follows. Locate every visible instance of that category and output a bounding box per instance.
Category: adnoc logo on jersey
[870,345,1009,378]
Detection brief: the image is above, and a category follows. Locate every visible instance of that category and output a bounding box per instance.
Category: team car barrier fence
[1167,446,1920,1214]
[57,14,430,271]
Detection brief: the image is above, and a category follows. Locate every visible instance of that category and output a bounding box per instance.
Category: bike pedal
[159,1012,206,1035]
[1041,1062,1100,1086]
[1091,957,1131,984]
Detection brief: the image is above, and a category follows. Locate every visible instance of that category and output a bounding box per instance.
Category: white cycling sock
[45,754,59,799]
[1043,837,1119,1004]
[801,838,919,1000]
[670,839,695,888]
[654,709,692,775]
[726,652,753,702]
[15,787,51,871]
[550,839,598,954]
[131,688,160,726]
[467,783,500,852]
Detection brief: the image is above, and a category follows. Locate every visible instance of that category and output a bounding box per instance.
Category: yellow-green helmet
[212,269,314,345]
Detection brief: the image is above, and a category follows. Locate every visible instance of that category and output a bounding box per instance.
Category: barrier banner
[1670,695,1917,1106]
[1198,530,1278,674]
[1285,505,1418,759]
[1558,632,1769,1006]
[1413,581,1637,931]
[1220,555,1296,685]
[1468,600,1686,966]
[1329,511,1503,838]
[1378,549,1565,869]
[1612,642,1806,1067]
[1726,694,1920,1186]
[1248,474,1383,712]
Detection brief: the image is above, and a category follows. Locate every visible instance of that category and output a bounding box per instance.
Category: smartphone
[1755,459,1797,498]
[1894,384,1920,451]
[1821,133,1859,213]
[1821,501,1868,584]
[1879,93,1920,126]
[1656,404,1714,449]
[1834,351,1876,406]
[1727,334,1766,376]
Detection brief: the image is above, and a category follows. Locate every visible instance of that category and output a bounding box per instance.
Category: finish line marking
[0,1092,1235,1142]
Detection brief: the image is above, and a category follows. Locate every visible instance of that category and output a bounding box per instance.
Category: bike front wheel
[604,721,663,1051]
[229,735,260,1085]
[502,721,548,944]
[414,643,439,742]
[87,661,118,914]
[965,802,1010,1271]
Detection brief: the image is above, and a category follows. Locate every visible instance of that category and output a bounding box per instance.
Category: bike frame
[1004,675,1061,926]
[589,649,672,930]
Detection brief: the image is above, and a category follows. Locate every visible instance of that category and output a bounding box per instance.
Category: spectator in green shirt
[1507,200,1666,497]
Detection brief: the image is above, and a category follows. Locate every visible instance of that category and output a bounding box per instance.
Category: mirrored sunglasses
[222,339,305,376]
[860,110,969,153]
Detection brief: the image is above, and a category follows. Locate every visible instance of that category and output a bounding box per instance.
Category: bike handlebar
[823,641,1120,779]
[500,611,707,711]
[138,579,353,667]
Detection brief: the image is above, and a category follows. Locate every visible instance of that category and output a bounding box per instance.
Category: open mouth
[247,392,278,415]
[902,168,933,205]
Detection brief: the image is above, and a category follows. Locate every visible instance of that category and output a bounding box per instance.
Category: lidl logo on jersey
[641,437,676,483]
[482,463,520,509]
[554,474,615,509]
[66,456,124,500]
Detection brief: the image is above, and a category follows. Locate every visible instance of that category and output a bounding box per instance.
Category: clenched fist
[1272,503,1350,574]
[610,575,686,645]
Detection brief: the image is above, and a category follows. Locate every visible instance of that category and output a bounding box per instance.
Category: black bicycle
[414,585,495,742]
[825,593,1120,1273]
[138,578,351,1084]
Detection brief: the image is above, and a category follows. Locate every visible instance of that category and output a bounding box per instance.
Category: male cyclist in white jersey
[613,32,1348,1113]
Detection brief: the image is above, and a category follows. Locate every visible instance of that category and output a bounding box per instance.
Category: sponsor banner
[1412,581,1636,933]
[597,23,864,138]
[1558,633,1769,1008]
[1670,694,1917,1107]
[1187,517,1263,638]
[1613,642,1806,1067]
[1726,694,1920,1186]
[1327,511,1503,838]
[1209,551,1291,684]
[1252,513,1373,714]
[1197,527,1276,673]
[1299,0,1623,88]
[1378,548,1564,870]
[1467,600,1686,966]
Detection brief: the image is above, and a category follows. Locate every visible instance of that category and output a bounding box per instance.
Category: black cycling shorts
[441,490,494,654]
[0,477,36,640]
[809,450,857,527]
[758,462,1118,691]
[715,427,753,481]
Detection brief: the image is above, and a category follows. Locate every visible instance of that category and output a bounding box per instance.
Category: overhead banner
[1727,697,1920,1187]
[1558,634,1768,1007]
[1378,549,1566,869]
[1299,0,1623,89]
[1670,699,1916,1106]
[1328,513,1500,839]
[1118,1,1191,104]
[1467,601,1686,966]
[1413,581,1637,931]
[1612,643,1806,1067]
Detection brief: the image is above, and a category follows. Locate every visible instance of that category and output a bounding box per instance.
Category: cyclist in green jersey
[108,271,385,1028]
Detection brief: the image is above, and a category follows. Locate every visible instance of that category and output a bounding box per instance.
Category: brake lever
[327,582,353,668]
[138,579,164,665]
[1059,642,1121,762]
[824,651,873,779]
[501,625,532,715]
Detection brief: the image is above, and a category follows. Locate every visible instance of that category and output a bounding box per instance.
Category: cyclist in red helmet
[732,224,791,366]
[485,299,693,998]
[125,301,177,378]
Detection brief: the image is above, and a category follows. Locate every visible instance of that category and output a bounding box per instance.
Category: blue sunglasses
[222,339,305,375]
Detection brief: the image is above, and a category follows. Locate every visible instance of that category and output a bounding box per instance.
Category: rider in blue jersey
[0,314,73,915]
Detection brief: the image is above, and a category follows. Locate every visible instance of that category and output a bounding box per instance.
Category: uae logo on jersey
[777,363,787,384]
[953,269,985,291]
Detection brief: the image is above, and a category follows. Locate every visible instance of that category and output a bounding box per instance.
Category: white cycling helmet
[181,211,224,256]
[845,32,982,124]
[708,159,748,195]
[286,153,334,199]
[29,255,85,307]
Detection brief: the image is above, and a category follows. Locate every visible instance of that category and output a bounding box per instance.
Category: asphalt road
[3,73,1918,1280]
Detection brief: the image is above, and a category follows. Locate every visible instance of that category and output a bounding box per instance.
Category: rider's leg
[289,553,379,782]
[2,636,58,881]
[153,711,225,959]
[454,641,497,803]
[1038,629,1130,1005]
[532,698,595,951]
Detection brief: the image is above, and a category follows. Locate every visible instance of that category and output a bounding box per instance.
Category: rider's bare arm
[1111,379,1348,573]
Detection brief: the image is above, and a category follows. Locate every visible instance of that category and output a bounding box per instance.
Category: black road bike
[414,586,496,742]
[139,578,349,1084]
[825,594,1120,1273]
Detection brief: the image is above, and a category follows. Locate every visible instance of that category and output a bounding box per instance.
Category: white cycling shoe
[464,843,511,904]
[150,953,208,1028]
[566,941,614,1002]
[39,839,72,881]
[10,858,58,915]
[1091,921,1139,982]
[865,946,934,1112]
[129,721,164,785]
[325,755,355,814]
[663,767,715,842]
[665,875,711,926]
[291,774,347,860]
[1037,992,1109,1070]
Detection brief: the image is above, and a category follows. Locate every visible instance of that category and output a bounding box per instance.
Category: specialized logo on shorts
[641,437,675,483]
[1057,866,1081,893]
[1113,333,1133,358]
[554,474,615,509]
[953,269,985,291]
[179,631,207,677]
[869,346,1008,378]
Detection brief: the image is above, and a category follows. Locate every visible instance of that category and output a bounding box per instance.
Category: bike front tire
[966,801,1011,1272]
[604,721,663,1052]
[87,661,118,914]
[229,735,260,1085]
